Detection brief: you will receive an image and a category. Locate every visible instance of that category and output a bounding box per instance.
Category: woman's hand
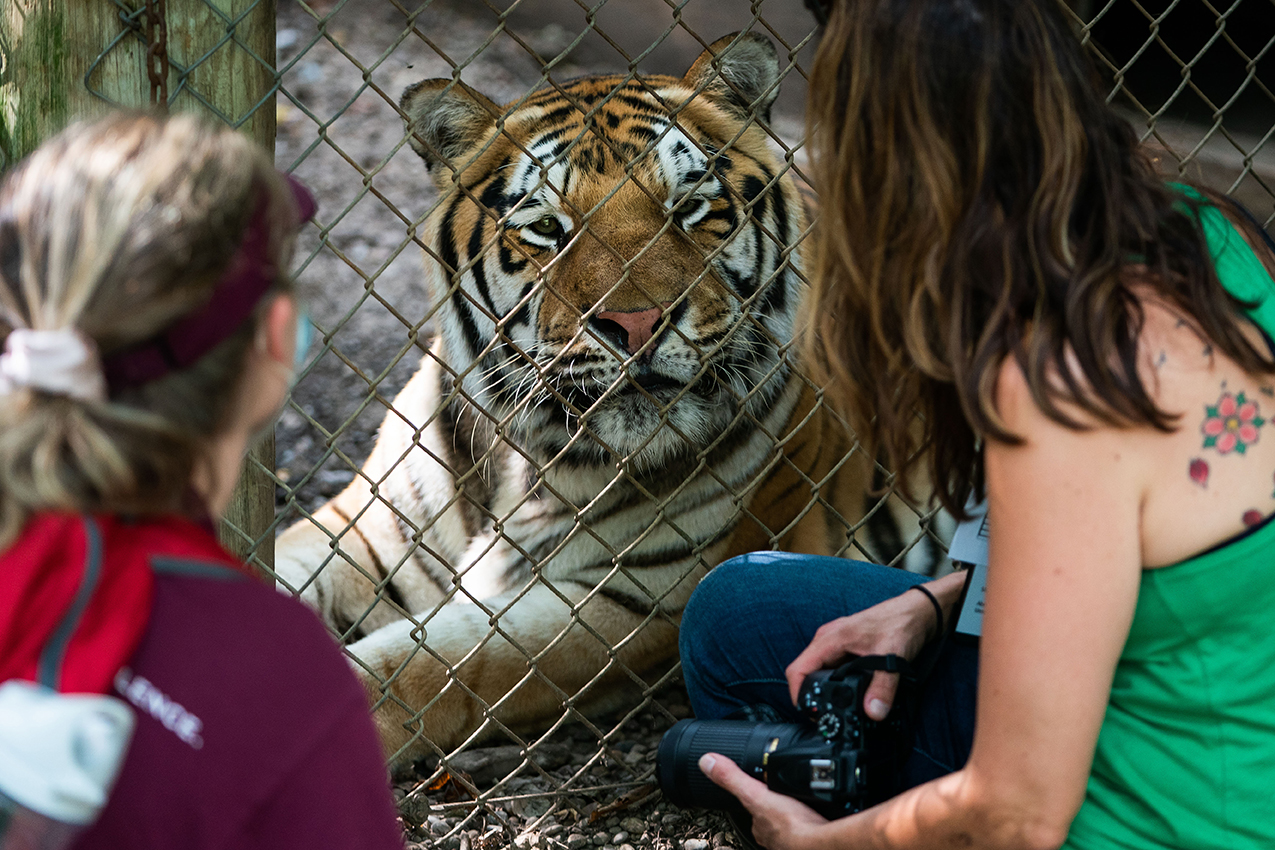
[697,753,829,850]
[785,572,966,720]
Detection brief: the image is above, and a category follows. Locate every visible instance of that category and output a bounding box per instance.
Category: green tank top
[1064,197,1275,848]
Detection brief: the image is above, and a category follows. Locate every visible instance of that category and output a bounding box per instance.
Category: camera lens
[657,719,810,811]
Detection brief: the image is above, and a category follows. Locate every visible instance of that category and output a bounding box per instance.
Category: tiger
[275,32,948,768]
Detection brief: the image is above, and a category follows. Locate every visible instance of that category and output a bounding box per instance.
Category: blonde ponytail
[0,112,298,548]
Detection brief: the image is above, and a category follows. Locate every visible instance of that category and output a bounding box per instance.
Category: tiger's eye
[530,216,561,236]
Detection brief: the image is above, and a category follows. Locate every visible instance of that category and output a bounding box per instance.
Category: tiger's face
[402,34,804,474]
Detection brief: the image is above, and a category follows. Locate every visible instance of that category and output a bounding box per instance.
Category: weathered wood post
[165,0,279,573]
[0,2,149,164]
[0,0,279,572]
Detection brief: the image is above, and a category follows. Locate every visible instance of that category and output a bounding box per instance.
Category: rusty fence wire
[6,0,1272,845]
[265,0,1275,842]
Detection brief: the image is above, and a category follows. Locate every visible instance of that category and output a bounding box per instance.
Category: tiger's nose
[591,306,665,356]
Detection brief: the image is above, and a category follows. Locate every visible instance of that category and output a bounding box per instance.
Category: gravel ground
[389,685,746,850]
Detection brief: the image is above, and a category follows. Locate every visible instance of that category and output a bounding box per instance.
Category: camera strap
[834,653,917,681]
[837,567,977,695]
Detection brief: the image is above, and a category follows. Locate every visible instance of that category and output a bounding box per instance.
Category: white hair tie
[0,328,108,402]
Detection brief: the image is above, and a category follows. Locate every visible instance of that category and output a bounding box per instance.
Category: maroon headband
[102,173,317,391]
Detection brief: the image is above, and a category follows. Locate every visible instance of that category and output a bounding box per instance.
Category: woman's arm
[702,361,1148,850]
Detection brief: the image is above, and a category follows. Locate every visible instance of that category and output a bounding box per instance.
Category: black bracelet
[908,583,944,639]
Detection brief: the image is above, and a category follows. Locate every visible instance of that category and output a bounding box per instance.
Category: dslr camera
[657,655,916,818]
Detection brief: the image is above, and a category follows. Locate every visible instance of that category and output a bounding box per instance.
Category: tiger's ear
[399,79,501,176]
[683,33,780,124]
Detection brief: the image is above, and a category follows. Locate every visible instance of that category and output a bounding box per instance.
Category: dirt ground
[269,1,1274,847]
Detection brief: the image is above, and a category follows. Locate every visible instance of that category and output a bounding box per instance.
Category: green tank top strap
[1169,183,1275,338]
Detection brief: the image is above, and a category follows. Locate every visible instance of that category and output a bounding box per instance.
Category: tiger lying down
[276,33,945,767]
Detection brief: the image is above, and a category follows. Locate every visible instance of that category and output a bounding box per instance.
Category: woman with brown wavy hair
[680,0,1275,847]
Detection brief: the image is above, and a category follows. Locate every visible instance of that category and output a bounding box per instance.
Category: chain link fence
[269,5,875,842]
[265,1,1275,843]
[1078,0,1275,224]
[3,0,1273,846]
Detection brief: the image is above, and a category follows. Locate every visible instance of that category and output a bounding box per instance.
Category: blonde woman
[0,113,402,850]
[682,0,1275,848]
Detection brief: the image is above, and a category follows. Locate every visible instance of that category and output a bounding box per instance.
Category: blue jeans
[679,552,979,789]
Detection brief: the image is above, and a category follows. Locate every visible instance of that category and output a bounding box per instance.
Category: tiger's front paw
[345,618,478,766]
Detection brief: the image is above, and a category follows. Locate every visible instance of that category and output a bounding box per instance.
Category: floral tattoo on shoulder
[1201,390,1266,455]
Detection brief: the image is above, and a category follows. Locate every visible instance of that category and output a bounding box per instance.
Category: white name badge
[948,499,989,640]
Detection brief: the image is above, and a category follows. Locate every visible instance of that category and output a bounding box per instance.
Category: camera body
[657,658,915,818]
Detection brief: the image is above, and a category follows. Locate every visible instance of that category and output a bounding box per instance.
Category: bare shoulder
[992,296,1275,567]
[1127,287,1275,565]
[991,354,1153,498]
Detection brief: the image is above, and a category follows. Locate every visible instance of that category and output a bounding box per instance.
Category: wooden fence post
[0,0,279,573]
[0,1,148,164]
[165,0,279,572]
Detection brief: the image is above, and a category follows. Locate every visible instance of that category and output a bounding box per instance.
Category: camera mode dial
[816,713,842,739]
